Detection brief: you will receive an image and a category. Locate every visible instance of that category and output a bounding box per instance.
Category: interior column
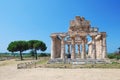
[81,36,86,59]
[78,44,81,58]
[67,44,70,54]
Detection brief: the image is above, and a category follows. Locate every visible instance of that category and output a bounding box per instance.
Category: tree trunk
[20,51,23,60]
[35,50,37,60]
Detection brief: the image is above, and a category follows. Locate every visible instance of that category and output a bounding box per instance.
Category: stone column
[81,36,86,59]
[55,37,61,58]
[71,37,76,59]
[61,36,65,59]
[95,39,99,59]
[102,35,107,59]
[88,41,92,58]
[99,38,103,59]
[92,36,96,59]
[67,44,71,58]
[78,44,81,58]
[51,36,56,59]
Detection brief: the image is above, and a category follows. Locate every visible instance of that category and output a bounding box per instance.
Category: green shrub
[108,53,120,60]
[115,55,120,60]
[112,62,119,64]
[107,54,116,59]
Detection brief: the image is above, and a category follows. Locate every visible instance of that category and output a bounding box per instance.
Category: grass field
[34,57,120,69]
[0,56,120,69]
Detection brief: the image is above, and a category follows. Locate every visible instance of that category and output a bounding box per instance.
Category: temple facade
[50,16,107,60]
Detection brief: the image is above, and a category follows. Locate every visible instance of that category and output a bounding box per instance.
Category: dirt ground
[0,59,120,80]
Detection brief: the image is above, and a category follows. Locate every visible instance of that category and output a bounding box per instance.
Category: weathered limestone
[102,32,107,59]
[60,36,65,59]
[95,35,102,59]
[99,38,103,59]
[91,35,96,59]
[55,37,61,58]
[50,16,107,60]
[71,36,76,59]
[50,35,56,59]
[81,36,86,59]
[77,44,81,58]
[88,41,92,58]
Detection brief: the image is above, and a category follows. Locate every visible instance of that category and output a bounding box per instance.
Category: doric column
[102,33,107,59]
[61,36,65,59]
[71,36,76,59]
[78,44,81,58]
[95,39,99,59]
[55,37,61,58]
[92,36,96,59]
[51,36,56,59]
[88,41,92,58]
[99,38,103,59]
[81,36,86,59]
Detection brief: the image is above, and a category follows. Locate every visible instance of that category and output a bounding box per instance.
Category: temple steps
[48,58,109,64]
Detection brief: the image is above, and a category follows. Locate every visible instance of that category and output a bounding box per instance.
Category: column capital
[91,35,96,39]
[70,35,75,39]
[60,34,66,38]
[100,32,107,38]
[50,35,56,39]
[89,32,98,37]
[95,34,102,40]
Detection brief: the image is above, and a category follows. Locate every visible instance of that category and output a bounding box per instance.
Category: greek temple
[50,16,107,60]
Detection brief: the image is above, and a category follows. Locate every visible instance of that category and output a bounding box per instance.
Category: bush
[115,55,120,60]
[112,62,119,64]
[108,53,120,60]
[107,54,116,59]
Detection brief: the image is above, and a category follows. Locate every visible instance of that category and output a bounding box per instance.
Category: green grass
[77,63,120,68]
[0,54,120,69]
[36,57,50,64]
[36,57,120,69]
[36,63,120,69]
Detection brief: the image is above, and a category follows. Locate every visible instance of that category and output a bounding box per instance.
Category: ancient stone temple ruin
[50,16,107,60]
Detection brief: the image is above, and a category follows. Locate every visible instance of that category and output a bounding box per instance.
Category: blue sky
[0,0,120,53]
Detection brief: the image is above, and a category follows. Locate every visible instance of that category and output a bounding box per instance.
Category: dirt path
[0,60,120,80]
